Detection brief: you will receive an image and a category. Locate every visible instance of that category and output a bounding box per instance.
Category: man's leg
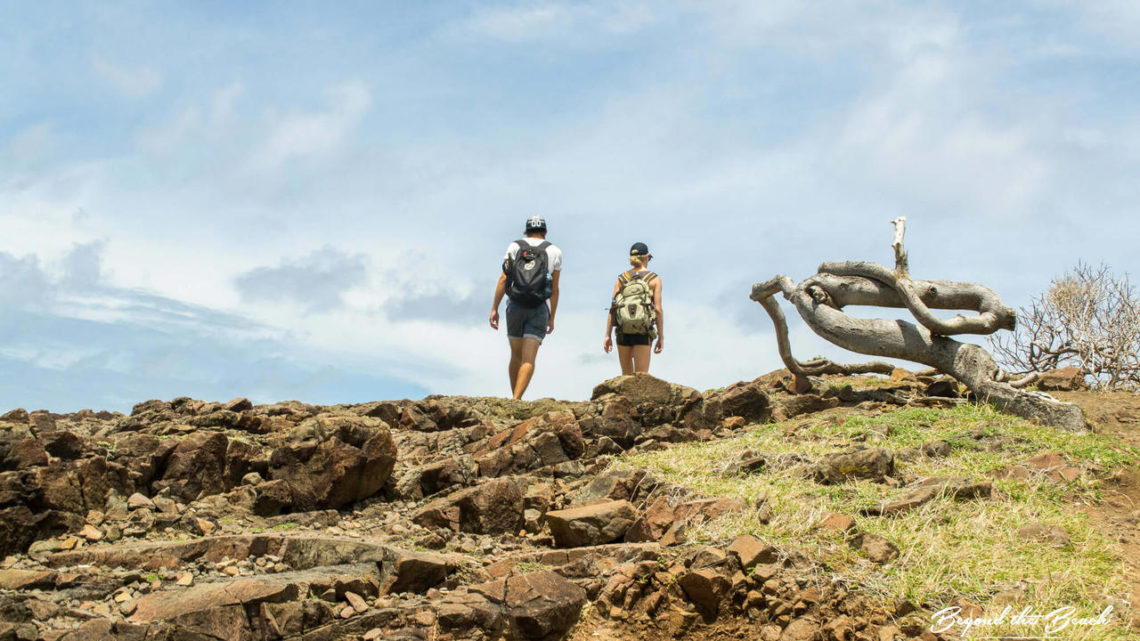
[632,344,652,373]
[512,338,541,399]
[508,338,524,393]
[617,345,634,375]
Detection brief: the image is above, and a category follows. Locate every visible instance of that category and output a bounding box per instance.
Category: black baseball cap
[630,242,652,258]
[525,216,547,233]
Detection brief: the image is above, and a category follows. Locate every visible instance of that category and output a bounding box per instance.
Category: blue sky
[2,1,1139,412]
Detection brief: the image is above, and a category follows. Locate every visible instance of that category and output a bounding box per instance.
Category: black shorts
[616,332,651,347]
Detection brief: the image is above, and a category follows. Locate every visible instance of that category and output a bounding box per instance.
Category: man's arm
[490,272,507,330]
[547,270,560,333]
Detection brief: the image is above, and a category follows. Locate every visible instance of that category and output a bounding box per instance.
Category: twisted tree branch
[751,222,1085,431]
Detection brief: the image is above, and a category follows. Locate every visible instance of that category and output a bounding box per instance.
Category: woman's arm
[603,280,621,352]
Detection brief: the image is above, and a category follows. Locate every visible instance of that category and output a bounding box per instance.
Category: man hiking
[489,216,562,399]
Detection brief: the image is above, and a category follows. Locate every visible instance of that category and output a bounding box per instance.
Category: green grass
[515,561,555,575]
[616,403,1139,639]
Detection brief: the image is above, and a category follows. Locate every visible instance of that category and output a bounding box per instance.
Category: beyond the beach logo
[930,605,1117,637]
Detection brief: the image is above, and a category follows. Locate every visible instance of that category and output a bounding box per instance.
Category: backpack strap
[532,240,551,261]
[516,239,551,260]
[622,270,655,284]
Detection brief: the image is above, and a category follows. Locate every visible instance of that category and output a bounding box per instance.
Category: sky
[2,1,1139,412]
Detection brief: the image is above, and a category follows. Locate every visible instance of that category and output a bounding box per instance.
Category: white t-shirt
[505,237,562,271]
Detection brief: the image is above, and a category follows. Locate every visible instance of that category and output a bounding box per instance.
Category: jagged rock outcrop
[0,372,979,641]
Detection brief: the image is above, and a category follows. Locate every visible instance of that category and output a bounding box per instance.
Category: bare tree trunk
[751,220,1086,432]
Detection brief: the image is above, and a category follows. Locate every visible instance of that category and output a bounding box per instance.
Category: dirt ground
[1058,391,1140,628]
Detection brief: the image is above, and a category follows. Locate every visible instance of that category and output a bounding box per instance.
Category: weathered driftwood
[752,219,1086,432]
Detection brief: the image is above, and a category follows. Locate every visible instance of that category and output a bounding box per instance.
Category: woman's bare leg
[617,345,634,375]
[632,344,652,373]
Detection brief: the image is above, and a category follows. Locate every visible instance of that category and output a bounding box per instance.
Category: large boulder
[476,411,584,477]
[584,375,705,444]
[703,380,771,425]
[413,478,524,535]
[471,571,587,641]
[268,416,397,510]
[381,548,453,594]
[153,432,230,501]
[545,500,637,547]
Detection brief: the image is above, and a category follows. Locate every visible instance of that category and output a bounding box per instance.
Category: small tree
[990,263,1140,390]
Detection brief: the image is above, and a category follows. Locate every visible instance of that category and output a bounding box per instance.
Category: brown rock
[853,533,899,564]
[383,549,450,594]
[574,468,649,503]
[153,432,230,501]
[591,374,674,404]
[878,624,903,641]
[269,416,397,510]
[252,479,294,516]
[782,617,820,640]
[413,478,524,535]
[546,500,636,547]
[865,477,991,516]
[817,513,856,534]
[127,495,156,508]
[224,397,254,412]
[0,569,56,590]
[1024,451,1067,470]
[345,591,368,614]
[472,571,586,640]
[624,497,674,543]
[706,380,772,424]
[414,457,478,497]
[727,535,778,569]
[777,394,839,420]
[722,416,746,430]
[924,380,959,398]
[815,447,895,484]
[678,568,730,617]
[131,578,299,637]
[1036,367,1088,391]
[1018,522,1070,546]
[4,438,48,469]
[476,411,585,477]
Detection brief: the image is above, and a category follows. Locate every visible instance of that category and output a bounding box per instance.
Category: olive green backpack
[613,271,657,336]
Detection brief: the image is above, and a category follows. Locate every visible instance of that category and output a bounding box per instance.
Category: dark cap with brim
[525,216,547,233]
[630,242,652,258]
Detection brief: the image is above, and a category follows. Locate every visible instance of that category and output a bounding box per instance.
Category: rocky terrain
[0,369,1135,641]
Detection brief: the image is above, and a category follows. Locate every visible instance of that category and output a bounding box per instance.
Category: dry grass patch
[617,403,1138,637]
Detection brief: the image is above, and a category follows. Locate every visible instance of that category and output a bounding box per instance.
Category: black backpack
[504,239,552,307]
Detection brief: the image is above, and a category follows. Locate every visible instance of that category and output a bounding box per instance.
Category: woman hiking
[603,242,664,374]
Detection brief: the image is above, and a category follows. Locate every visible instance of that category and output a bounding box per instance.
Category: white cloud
[466,4,573,40]
[136,82,244,156]
[250,81,372,170]
[91,56,162,98]
[455,1,658,42]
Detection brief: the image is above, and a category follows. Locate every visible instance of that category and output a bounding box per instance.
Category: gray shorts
[506,301,549,343]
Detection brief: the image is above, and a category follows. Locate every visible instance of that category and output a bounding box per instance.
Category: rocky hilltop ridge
[0,370,1128,640]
